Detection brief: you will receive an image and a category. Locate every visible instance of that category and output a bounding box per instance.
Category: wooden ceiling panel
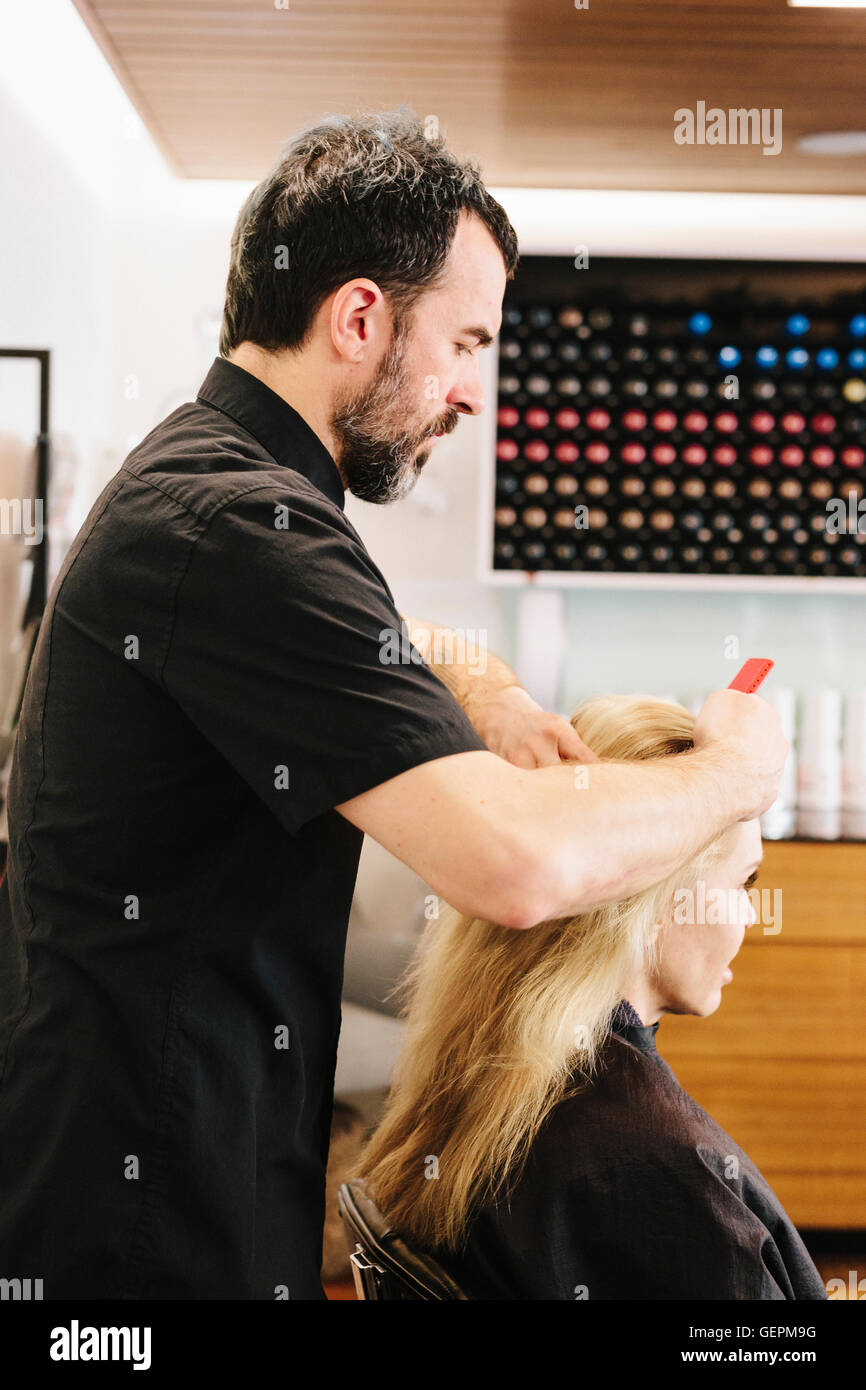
[72,0,866,191]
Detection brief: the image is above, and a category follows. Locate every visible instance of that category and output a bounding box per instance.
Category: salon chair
[337,1178,476,1300]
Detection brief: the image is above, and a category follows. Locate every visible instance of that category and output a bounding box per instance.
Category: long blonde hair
[351,694,740,1254]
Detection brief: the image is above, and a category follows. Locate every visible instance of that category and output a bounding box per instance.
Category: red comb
[728,658,774,694]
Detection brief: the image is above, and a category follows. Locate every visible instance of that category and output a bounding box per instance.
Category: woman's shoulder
[538,1030,753,1184]
[555,1030,694,1132]
[542,1031,812,1250]
[459,1032,827,1299]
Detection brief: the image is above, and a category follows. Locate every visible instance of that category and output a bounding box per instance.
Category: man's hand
[465,683,599,770]
[399,613,597,770]
[693,688,788,821]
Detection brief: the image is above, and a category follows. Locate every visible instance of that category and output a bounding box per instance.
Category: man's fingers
[557,726,599,764]
[506,745,544,770]
[526,741,568,769]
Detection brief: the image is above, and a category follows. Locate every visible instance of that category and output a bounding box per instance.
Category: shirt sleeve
[161,480,489,836]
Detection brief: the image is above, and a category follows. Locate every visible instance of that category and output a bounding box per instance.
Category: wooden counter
[659,840,866,1229]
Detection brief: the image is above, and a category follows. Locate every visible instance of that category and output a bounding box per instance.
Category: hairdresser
[0,110,787,1302]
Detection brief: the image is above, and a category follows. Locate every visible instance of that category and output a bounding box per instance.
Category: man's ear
[329,280,386,362]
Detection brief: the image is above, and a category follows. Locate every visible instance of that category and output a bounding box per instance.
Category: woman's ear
[646,917,665,972]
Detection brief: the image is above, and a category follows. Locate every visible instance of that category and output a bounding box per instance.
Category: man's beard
[330,312,454,504]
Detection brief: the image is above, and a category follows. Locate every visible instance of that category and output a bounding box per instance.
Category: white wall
[104,208,232,475]
[0,82,112,575]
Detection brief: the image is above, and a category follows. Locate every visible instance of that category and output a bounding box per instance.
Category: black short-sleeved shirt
[441,1003,827,1301]
[0,356,488,1300]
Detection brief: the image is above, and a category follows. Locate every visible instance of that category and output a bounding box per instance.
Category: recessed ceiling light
[797,131,866,155]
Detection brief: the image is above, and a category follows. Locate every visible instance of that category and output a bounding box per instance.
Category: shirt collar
[196,356,346,510]
[610,998,660,1053]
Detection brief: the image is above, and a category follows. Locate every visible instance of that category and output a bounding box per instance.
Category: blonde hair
[351,694,740,1255]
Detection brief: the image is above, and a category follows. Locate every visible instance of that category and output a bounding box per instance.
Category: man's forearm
[398,620,768,924]
[513,745,740,923]
[399,613,519,720]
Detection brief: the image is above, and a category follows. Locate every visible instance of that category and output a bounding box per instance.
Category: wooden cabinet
[659,841,866,1228]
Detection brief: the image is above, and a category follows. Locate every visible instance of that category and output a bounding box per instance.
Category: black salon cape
[440,1004,827,1300]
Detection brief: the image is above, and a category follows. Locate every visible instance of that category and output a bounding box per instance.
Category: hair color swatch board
[492,258,866,581]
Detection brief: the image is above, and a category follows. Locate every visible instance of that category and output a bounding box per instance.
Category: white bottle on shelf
[842,689,866,842]
[761,687,797,841]
[796,689,843,841]
[514,586,566,714]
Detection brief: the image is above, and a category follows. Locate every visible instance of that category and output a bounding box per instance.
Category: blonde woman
[352,695,827,1301]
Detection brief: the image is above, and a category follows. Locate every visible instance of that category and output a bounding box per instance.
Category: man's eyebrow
[461,326,495,348]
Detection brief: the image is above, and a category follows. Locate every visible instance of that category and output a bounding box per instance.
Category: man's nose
[448,364,485,417]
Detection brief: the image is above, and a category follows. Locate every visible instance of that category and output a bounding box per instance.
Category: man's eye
[455,342,471,355]
[743,871,759,890]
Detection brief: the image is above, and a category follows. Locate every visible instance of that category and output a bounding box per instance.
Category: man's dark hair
[219,107,519,356]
